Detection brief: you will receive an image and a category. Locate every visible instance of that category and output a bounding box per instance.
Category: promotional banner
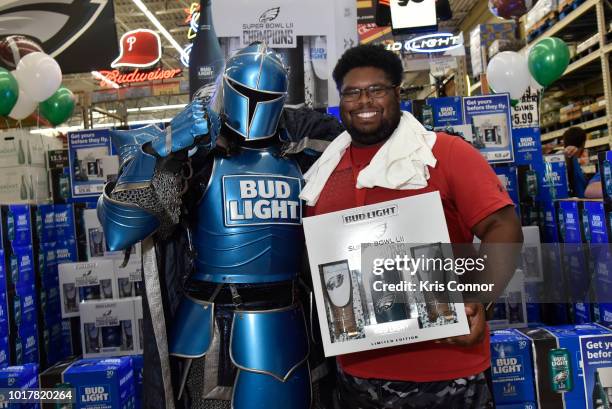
[463,94,514,164]
[67,129,113,200]
[212,0,358,106]
[0,0,119,74]
[580,334,612,409]
[389,0,437,33]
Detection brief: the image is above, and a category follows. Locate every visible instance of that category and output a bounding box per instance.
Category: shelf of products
[541,116,608,141]
[585,137,610,148]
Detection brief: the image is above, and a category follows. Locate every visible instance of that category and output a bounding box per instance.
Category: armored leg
[230,304,311,409]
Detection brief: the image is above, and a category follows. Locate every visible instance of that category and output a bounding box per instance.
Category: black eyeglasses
[340,85,397,102]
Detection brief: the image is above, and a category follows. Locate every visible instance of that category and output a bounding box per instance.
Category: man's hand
[564,145,579,158]
[437,303,486,347]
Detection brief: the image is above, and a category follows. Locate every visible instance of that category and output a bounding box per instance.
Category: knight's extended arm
[96,101,220,251]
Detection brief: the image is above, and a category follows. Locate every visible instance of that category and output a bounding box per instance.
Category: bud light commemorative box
[83,208,142,261]
[58,260,116,318]
[54,204,77,242]
[38,242,58,287]
[47,149,71,204]
[495,166,521,217]
[0,363,39,409]
[79,298,138,358]
[490,329,536,406]
[132,354,143,409]
[11,322,38,366]
[55,239,79,266]
[115,259,143,299]
[537,155,570,202]
[518,324,612,409]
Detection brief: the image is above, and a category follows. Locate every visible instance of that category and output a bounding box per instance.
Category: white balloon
[14,52,62,102]
[9,86,37,120]
[486,51,530,100]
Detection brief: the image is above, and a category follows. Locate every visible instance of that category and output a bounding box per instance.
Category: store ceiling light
[126,104,186,113]
[91,71,120,89]
[131,0,188,62]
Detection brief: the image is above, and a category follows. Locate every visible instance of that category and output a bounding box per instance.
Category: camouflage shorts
[335,365,495,409]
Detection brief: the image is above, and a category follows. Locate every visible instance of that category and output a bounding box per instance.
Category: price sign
[511,87,539,129]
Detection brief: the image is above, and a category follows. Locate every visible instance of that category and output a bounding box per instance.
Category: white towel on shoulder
[300,111,437,206]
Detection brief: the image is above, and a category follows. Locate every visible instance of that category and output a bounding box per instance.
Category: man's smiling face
[339,66,402,146]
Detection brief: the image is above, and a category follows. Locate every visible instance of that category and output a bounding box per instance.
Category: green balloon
[511,98,520,107]
[0,68,18,116]
[39,87,75,126]
[528,37,570,87]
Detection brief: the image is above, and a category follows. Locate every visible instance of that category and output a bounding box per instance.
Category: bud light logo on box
[5,205,33,247]
[490,329,535,405]
[223,175,302,226]
[54,205,77,240]
[55,240,78,264]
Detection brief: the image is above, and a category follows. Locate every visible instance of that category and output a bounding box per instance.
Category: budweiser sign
[95,68,182,87]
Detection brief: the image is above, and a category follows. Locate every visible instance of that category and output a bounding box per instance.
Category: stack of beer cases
[557,199,594,324]
[0,205,39,366]
[0,363,39,409]
[492,324,612,409]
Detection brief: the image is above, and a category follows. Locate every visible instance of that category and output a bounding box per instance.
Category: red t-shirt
[306,132,513,382]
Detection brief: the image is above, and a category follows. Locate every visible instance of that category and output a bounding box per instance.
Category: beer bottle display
[319,261,358,341]
[371,268,408,324]
[592,370,610,409]
[548,348,573,392]
[189,0,224,102]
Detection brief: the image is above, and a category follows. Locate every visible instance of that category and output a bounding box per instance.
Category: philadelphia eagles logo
[0,0,108,57]
[258,7,280,23]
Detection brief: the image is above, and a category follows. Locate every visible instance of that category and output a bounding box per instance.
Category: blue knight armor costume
[97,43,342,409]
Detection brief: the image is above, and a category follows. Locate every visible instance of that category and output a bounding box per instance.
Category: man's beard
[345,109,401,146]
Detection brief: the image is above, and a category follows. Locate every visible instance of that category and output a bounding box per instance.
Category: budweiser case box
[79,298,139,357]
[303,193,469,356]
[518,324,612,409]
[490,329,536,406]
[58,260,116,318]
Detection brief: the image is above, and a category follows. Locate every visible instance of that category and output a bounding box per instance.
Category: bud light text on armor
[223,175,301,226]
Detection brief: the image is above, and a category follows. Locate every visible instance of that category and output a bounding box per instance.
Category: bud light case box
[0,363,39,409]
[131,354,143,409]
[54,204,77,241]
[41,317,64,367]
[540,200,561,243]
[495,166,520,217]
[426,96,463,128]
[55,239,79,265]
[536,155,570,202]
[11,322,38,365]
[0,205,34,248]
[597,151,612,206]
[490,329,536,405]
[38,241,58,288]
[5,245,35,288]
[35,204,55,243]
[58,260,116,318]
[40,284,62,325]
[63,357,135,409]
[518,324,612,409]
[512,128,541,166]
[579,333,612,409]
[0,336,9,368]
[79,298,138,357]
[9,283,37,329]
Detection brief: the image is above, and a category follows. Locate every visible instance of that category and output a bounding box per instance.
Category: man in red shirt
[303,45,523,408]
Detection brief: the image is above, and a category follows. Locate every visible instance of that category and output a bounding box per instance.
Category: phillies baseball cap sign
[111,29,162,68]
